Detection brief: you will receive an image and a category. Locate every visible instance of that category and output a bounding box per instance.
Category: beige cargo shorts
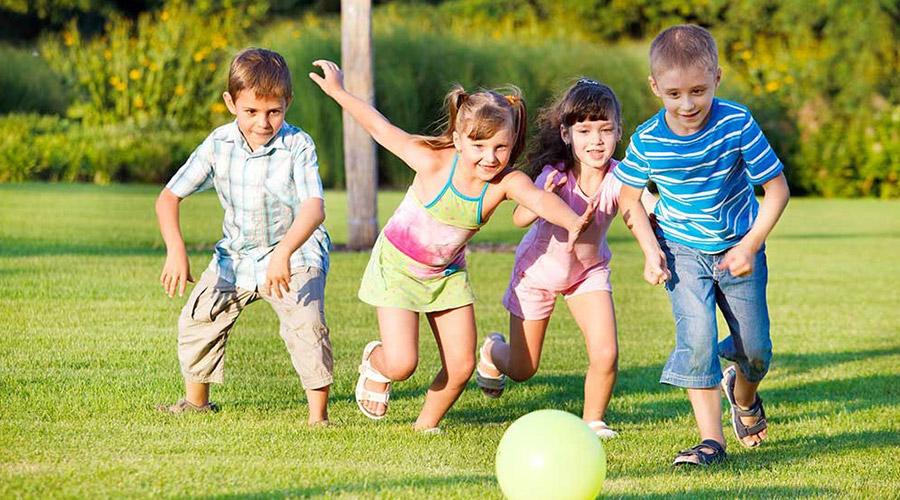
[176,266,333,389]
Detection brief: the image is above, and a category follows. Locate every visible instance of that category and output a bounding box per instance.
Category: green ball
[495,409,606,500]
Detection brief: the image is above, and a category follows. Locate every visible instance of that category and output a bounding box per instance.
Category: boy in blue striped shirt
[155,48,334,424]
[615,25,790,465]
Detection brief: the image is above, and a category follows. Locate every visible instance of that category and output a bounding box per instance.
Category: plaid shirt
[166,121,331,291]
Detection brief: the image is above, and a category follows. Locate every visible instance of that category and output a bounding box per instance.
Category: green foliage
[268,20,656,188]
[0,114,206,184]
[0,44,69,115]
[39,0,266,129]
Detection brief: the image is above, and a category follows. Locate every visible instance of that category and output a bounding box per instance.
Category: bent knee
[507,364,538,383]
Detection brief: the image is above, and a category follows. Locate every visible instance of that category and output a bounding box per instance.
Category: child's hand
[718,243,755,277]
[543,170,567,193]
[643,251,671,285]
[308,60,345,97]
[160,250,193,298]
[265,250,292,299]
[565,194,601,252]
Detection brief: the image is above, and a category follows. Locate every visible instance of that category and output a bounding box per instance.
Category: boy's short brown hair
[227,47,293,100]
[649,24,718,77]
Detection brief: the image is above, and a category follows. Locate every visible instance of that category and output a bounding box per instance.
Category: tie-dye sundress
[358,155,488,312]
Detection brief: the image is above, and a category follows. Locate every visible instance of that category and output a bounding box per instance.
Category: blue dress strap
[423,154,458,209]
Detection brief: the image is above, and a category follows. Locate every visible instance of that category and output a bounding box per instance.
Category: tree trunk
[341,0,378,249]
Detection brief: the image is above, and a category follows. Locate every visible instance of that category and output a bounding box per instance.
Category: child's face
[649,64,721,136]
[561,118,619,171]
[453,126,515,182]
[223,90,291,151]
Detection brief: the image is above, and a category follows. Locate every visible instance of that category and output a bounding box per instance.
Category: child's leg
[172,269,253,407]
[716,247,772,446]
[658,238,728,463]
[361,306,420,417]
[485,314,551,382]
[415,305,478,429]
[305,387,330,424]
[264,267,334,425]
[565,291,618,423]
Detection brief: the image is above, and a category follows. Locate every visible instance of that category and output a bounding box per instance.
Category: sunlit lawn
[1,183,898,498]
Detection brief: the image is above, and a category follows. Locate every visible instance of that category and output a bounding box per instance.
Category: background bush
[268,20,656,188]
[39,0,266,129]
[0,114,205,184]
[0,44,69,115]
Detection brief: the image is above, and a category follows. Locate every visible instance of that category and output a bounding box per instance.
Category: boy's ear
[223,92,237,115]
[715,67,723,87]
[648,75,661,98]
[452,130,461,151]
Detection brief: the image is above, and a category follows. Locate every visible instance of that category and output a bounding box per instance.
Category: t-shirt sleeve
[740,113,784,185]
[292,133,325,203]
[165,135,215,198]
[614,135,651,188]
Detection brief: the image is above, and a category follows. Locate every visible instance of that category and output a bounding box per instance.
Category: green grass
[1,183,898,498]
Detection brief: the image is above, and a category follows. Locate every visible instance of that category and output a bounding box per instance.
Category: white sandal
[355,340,392,420]
[587,420,619,439]
[476,333,506,398]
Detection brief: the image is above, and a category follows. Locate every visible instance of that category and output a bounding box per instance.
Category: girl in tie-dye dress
[310,60,598,431]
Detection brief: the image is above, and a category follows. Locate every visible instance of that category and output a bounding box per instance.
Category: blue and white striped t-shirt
[615,98,783,253]
[166,121,331,290]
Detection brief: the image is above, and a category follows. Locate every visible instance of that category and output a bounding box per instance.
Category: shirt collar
[224,121,291,154]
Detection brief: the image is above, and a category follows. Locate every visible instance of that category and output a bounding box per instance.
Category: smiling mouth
[681,110,701,119]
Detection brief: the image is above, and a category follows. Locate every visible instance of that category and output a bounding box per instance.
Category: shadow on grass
[449,345,900,427]
[610,485,835,499]
[199,473,494,499]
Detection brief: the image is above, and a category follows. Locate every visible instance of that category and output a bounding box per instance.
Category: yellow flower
[193,50,206,62]
[741,50,752,61]
[134,96,145,109]
[109,75,121,86]
[63,32,76,47]
[175,85,186,96]
[149,62,159,72]
[161,10,170,21]
[115,81,127,92]
[103,50,112,61]
[211,102,227,114]
[211,34,227,49]
[129,69,142,80]
[207,62,217,72]
[765,81,780,93]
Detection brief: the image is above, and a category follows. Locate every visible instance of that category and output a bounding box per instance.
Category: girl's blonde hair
[416,84,527,168]
[528,78,622,177]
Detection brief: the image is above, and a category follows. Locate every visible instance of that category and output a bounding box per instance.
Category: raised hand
[543,169,567,192]
[308,60,346,97]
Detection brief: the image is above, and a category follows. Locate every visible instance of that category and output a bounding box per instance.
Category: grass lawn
[1,183,898,498]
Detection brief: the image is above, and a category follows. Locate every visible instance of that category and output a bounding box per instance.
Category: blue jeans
[658,237,772,389]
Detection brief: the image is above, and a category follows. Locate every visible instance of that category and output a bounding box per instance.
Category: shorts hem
[659,371,721,389]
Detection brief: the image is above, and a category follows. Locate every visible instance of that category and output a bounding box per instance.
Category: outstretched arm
[309,60,435,172]
[511,169,568,227]
[718,173,790,277]
[620,185,669,285]
[156,188,193,297]
[503,171,597,252]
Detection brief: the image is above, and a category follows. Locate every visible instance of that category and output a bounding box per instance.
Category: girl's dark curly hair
[526,78,622,177]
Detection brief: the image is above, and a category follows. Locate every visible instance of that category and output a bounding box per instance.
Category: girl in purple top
[477,79,656,438]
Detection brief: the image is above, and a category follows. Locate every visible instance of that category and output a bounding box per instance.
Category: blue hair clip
[576,78,601,87]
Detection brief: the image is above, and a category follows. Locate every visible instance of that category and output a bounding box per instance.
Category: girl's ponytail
[505,93,528,169]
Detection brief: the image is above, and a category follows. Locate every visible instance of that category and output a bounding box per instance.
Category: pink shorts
[502,265,612,320]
